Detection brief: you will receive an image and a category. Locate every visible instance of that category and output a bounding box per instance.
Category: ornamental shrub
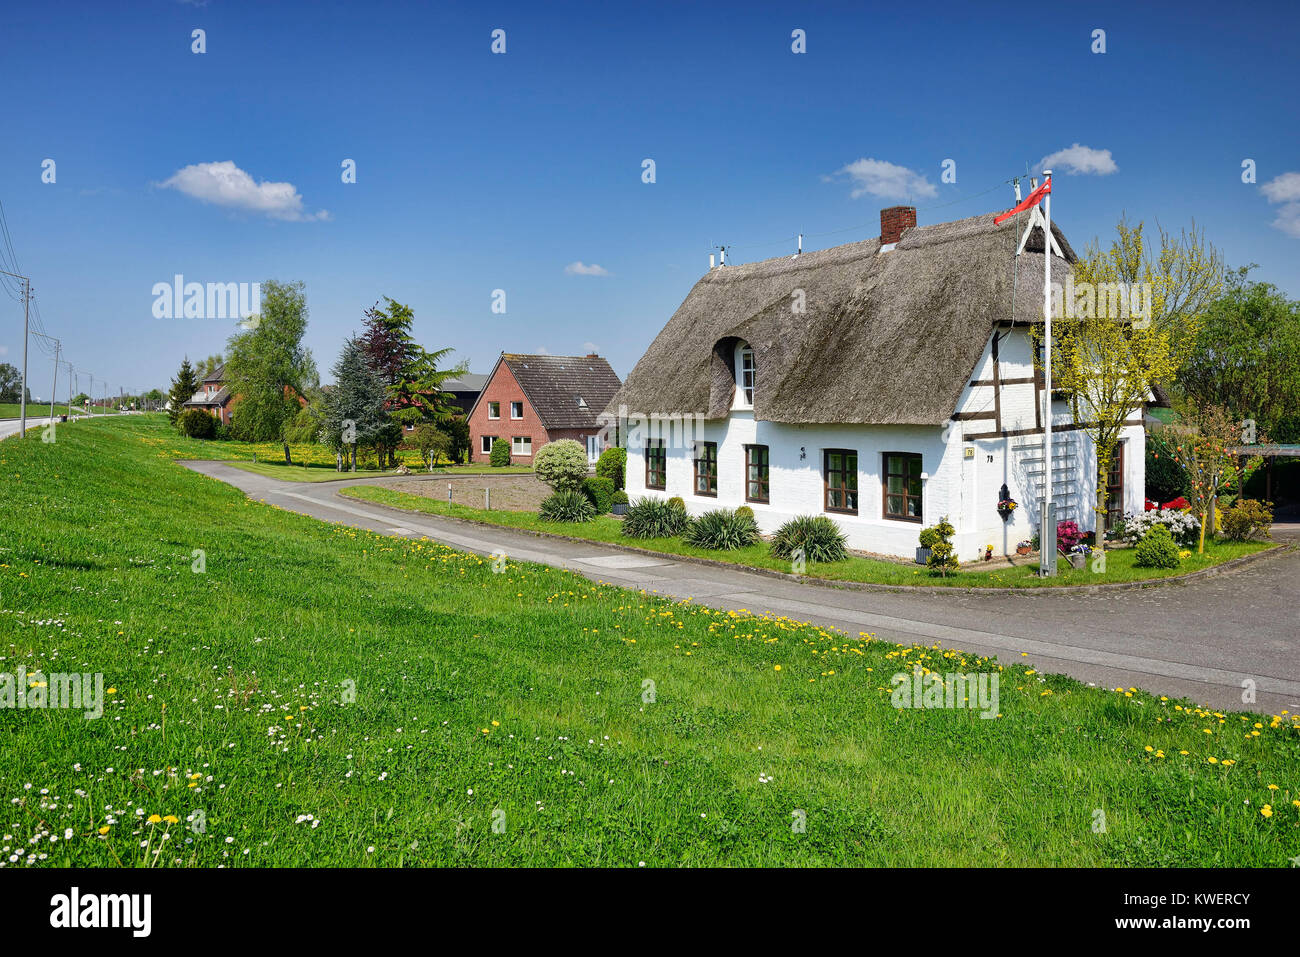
[581,476,616,513]
[770,515,848,563]
[667,496,685,511]
[1056,520,1084,551]
[735,505,756,521]
[1134,523,1181,568]
[611,490,629,505]
[1221,499,1273,542]
[489,438,511,468]
[595,446,626,490]
[539,489,596,523]
[683,508,760,550]
[177,408,217,439]
[925,516,959,577]
[1114,508,1200,547]
[533,439,588,489]
[621,497,689,538]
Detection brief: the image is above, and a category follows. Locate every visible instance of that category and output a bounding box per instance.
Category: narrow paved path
[182,461,1300,715]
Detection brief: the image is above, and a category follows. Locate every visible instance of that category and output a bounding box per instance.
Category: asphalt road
[182,461,1300,715]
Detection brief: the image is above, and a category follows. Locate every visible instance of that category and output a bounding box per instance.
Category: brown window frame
[882,452,923,523]
[745,444,769,503]
[644,439,667,490]
[693,441,718,497]
[823,449,858,515]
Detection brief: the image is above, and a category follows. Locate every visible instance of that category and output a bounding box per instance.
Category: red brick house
[182,364,234,425]
[467,353,622,464]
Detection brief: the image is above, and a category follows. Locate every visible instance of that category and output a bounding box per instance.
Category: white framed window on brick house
[481,435,496,455]
[487,401,500,419]
[512,436,532,456]
[510,401,524,419]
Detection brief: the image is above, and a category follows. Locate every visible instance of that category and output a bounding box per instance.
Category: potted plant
[1063,542,1091,570]
[996,497,1018,521]
[1015,540,1032,556]
[984,543,994,561]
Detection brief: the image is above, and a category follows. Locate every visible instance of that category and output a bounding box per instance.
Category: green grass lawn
[0,403,116,420]
[1,415,1297,867]
[227,461,409,483]
[341,485,1274,588]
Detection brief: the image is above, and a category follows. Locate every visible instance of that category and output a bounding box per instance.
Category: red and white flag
[994,176,1051,224]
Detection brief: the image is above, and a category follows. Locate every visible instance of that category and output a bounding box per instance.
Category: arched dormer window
[733,343,756,409]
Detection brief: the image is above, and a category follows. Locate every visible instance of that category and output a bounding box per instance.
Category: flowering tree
[1165,405,1257,553]
[1045,219,1223,551]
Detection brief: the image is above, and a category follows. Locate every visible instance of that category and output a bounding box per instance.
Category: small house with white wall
[606,206,1145,561]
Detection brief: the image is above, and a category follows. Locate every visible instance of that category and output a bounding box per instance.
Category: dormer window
[734,344,756,409]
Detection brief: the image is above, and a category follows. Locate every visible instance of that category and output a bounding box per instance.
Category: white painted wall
[624,328,1146,562]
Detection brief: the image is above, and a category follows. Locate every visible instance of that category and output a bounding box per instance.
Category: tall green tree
[360,297,467,465]
[1178,269,1300,442]
[323,336,391,470]
[224,280,318,463]
[0,362,31,403]
[167,357,199,425]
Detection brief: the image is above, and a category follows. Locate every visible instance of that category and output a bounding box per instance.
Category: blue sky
[1,0,1297,400]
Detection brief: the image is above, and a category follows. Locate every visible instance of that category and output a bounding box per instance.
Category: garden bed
[340,485,1280,590]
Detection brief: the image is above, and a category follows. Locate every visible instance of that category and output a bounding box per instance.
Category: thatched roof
[608,210,1076,427]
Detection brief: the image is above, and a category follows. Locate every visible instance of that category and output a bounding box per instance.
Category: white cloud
[1261,172,1300,238]
[158,161,330,222]
[534,346,551,355]
[1261,172,1300,204]
[824,158,937,201]
[582,342,599,354]
[1035,144,1118,176]
[564,261,610,276]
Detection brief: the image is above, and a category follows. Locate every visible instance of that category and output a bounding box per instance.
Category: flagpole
[1040,169,1055,576]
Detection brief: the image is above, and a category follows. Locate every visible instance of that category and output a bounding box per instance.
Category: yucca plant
[683,508,760,550]
[769,514,848,563]
[621,497,688,538]
[539,489,596,523]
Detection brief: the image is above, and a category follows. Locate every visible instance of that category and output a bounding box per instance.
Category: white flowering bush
[1112,508,1200,547]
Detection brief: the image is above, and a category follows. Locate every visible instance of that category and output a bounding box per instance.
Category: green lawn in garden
[341,485,1274,589]
[1,414,1296,867]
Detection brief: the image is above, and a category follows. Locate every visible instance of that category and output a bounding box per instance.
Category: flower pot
[1016,545,1031,556]
[610,503,629,516]
[915,547,932,565]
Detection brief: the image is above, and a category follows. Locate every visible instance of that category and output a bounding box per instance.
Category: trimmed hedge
[1134,523,1180,568]
[489,438,511,467]
[581,476,616,514]
[596,446,626,490]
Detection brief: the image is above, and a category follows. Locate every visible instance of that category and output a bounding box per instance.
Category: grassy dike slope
[0,415,1296,867]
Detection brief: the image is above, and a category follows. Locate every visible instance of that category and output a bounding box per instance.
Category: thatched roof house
[609,209,1076,426]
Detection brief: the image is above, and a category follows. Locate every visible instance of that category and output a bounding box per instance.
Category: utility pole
[1,269,31,436]
[31,332,60,428]
[50,342,60,424]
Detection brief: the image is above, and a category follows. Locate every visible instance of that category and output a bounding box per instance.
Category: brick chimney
[879,206,917,245]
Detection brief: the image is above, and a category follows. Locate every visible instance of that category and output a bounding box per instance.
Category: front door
[586,434,600,463]
[1105,442,1125,530]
